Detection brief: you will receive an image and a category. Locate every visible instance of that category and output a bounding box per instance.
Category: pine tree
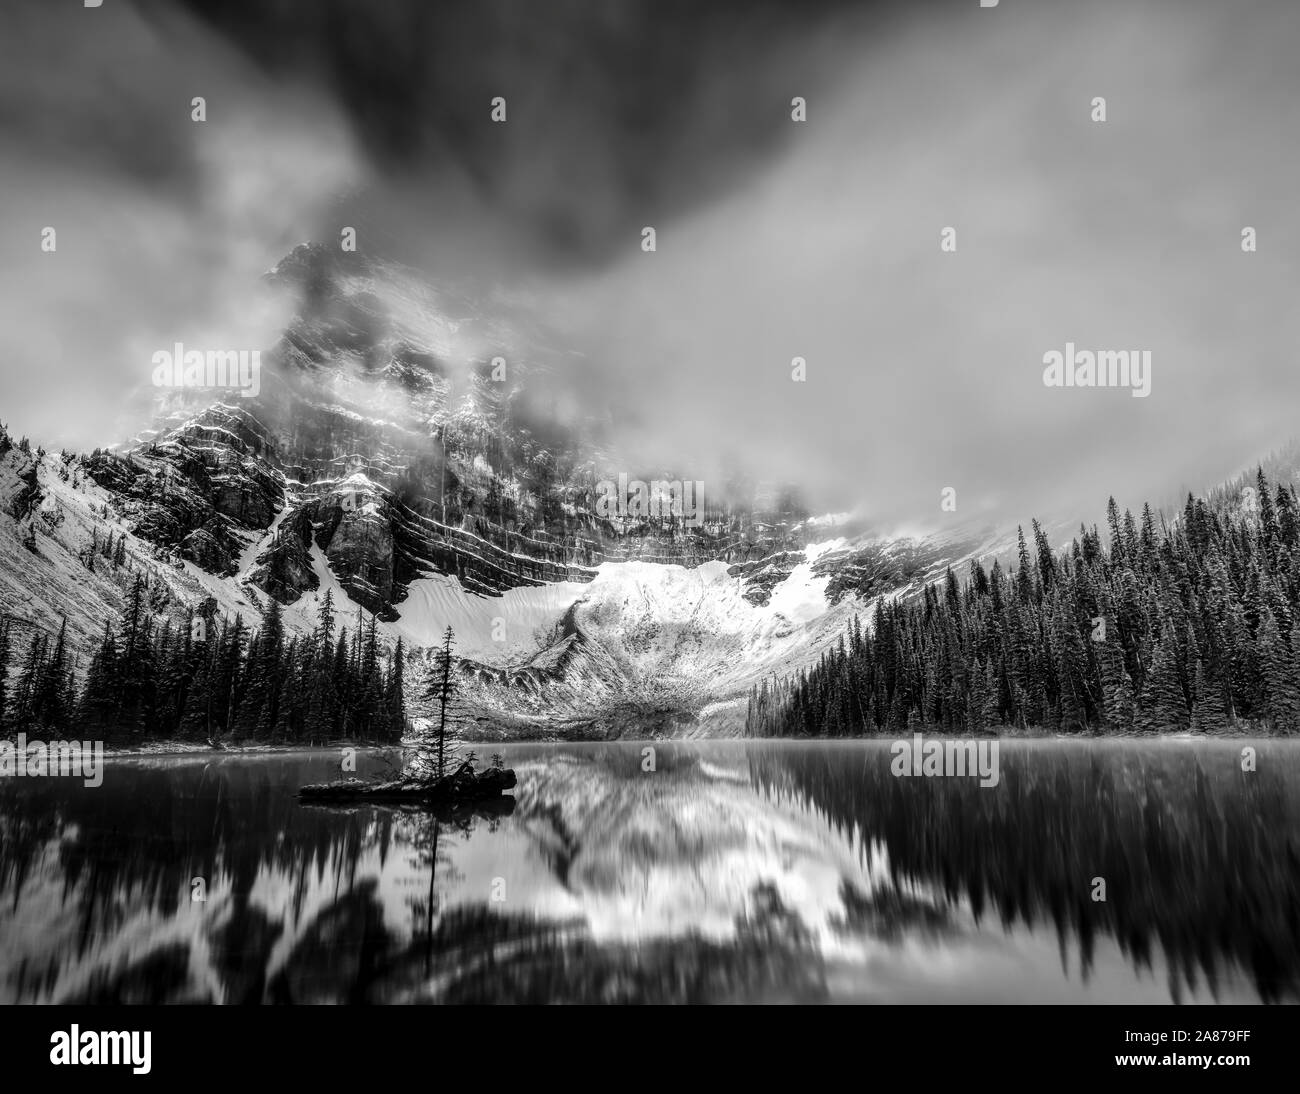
[111,575,156,739]
[1096,609,1136,731]
[232,600,286,740]
[231,634,265,740]
[333,629,351,737]
[1190,658,1227,733]
[178,628,216,740]
[273,639,306,740]
[354,613,384,740]
[385,637,408,741]
[967,657,998,732]
[425,626,461,777]
[1137,624,1189,732]
[12,634,45,729]
[34,617,71,728]
[304,594,338,744]
[1015,527,1034,604]
[1050,590,1089,732]
[1106,497,1125,565]
[1263,617,1300,732]
[78,621,119,733]
[211,615,246,741]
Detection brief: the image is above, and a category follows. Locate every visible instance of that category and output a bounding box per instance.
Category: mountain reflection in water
[0,740,1295,1004]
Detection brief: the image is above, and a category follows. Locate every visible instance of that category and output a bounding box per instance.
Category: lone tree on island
[424,625,462,779]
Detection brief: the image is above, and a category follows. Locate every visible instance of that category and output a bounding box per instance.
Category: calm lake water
[0,739,1296,1004]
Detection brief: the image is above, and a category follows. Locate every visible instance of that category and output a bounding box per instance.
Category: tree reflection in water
[0,742,1295,1003]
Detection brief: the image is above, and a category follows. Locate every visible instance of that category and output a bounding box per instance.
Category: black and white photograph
[0,0,1297,1063]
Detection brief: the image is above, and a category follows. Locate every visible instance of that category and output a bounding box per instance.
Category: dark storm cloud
[171,0,870,268]
[4,0,1300,540]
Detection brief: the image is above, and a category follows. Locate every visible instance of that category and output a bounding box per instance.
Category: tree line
[0,583,408,744]
[747,469,1300,737]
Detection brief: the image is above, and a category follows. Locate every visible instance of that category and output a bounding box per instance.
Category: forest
[746,469,1300,738]
[0,584,408,744]
[6,466,1300,745]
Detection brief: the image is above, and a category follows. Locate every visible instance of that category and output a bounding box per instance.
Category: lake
[0,739,1296,1004]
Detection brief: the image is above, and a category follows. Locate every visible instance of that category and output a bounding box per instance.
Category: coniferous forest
[0,584,408,745]
[746,469,1300,738]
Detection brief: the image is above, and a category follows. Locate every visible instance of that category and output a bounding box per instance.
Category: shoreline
[77,728,1296,758]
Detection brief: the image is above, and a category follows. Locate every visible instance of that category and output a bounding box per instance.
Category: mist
[0,1,362,448]
[2,0,1297,535]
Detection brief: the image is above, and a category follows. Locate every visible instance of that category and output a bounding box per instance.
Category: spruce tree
[385,637,408,741]
[1263,619,1300,732]
[1137,625,1188,732]
[1190,658,1227,733]
[425,626,461,777]
[12,634,45,730]
[34,617,71,729]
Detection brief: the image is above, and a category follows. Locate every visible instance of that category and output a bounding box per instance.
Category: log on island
[299,760,517,805]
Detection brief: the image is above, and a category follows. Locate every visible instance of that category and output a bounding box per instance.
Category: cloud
[521,0,1300,529]
[175,0,864,270]
[4,0,1298,538]
[0,0,363,448]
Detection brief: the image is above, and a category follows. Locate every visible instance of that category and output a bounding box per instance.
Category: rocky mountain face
[82,246,828,607]
[1,244,993,737]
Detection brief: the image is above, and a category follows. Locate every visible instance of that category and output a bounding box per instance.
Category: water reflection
[0,741,1295,1003]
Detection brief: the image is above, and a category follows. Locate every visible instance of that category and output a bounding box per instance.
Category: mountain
[0,243,998,738]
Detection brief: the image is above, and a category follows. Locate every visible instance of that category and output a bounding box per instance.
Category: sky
[2,0,1298,534]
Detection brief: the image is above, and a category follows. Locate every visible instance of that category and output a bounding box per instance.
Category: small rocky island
[299,758,516,806]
